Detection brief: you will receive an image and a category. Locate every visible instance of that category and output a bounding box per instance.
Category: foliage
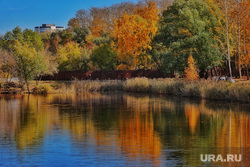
[58,30,73,45]
[86,34,111,46]
[112,8,158,70]
[67,18,81,32]
[2,27,44,51]
[155,0,223,73]
[73,27,89,44]
[57,41,91,71]
[12,41,47,93]
[23,29,44,51]
[91,44,118,71]
[185,55,199,80]
[0,48,16,81]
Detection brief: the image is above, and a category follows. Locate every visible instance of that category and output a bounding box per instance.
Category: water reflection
[0,93,249,166]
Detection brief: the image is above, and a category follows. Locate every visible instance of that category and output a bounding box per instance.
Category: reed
[2,78,249,102]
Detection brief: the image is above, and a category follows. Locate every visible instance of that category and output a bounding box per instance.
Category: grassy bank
[1,78,250,103]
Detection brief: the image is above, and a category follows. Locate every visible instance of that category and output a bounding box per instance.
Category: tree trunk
[237,20,242,79]
[213,66,218,76]
[210,69,213,78]
[199,70,205,78]
[25,79,30,94]
[225,0,232,79]
[247,66,249,80]
[205,70,208,80]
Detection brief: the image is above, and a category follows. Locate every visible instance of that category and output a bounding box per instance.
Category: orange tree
[112,2,159,70]
[185,55,199,81]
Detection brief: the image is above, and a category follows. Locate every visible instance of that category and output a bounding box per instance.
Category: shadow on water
[0,93,249,166]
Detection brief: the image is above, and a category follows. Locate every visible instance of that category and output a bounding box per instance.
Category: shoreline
[1,78,249,103]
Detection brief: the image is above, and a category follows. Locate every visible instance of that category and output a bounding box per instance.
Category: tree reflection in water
[0,93,249,166]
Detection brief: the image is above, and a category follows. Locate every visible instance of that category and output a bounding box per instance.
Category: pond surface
[0,93,249,166]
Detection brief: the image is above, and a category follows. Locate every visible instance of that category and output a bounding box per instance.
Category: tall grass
[71,77,249,102]
[7,78,249,103]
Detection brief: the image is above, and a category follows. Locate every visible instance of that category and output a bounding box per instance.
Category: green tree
[154,0,223,75]
[2,27,44,52]
[59,30,74,45]
[23,29,44,51]
[91,44,118,71]
[73,27,88,44]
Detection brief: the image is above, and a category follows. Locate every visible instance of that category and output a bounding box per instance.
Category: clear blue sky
[0,0,138,35]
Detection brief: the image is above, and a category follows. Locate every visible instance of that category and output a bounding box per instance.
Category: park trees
[0,49,16,82]
[57,41,91,71]
[91,44,118,71]
[12,41,47,93]
[72,27,89,44]
[154,0,223,76]
[112,1,159,69]
[0,27,51,92]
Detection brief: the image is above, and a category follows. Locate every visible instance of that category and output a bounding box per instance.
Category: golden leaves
[112,1,159,70]
[185,55,199,80]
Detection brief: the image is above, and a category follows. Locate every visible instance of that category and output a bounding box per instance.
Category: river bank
[0,78,249,103]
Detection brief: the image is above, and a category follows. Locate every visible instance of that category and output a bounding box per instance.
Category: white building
[35,24,65,33]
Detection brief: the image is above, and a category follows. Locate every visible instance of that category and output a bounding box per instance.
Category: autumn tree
[241,1,250,79]
[12,41,47,93]
[0,48,16,82]
[229,0,250,79]
[67,18,81,32]
[57,41,91,71]
[34,48,58,85]
[90,8,108,37]
[59,30,73,45]
[185,55,199,80]
[47,32,61,55]
[69,2,140,35]
[112,1,159,69]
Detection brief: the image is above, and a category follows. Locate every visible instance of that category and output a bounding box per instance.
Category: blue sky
[0,0,138,35]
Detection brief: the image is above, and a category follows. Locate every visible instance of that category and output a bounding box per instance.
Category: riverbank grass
[1,78,249,102]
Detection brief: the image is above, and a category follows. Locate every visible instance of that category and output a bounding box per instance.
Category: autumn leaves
[113,2,158,69]
[110,2,159,70]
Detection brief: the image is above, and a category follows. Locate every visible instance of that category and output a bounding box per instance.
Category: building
[35,24,65,33]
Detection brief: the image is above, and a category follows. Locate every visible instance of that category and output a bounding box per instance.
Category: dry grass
[3,78,249,103]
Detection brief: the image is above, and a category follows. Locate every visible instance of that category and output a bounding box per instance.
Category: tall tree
[91,44,118,71]
[0,49,16,82]
[67,18,81,32]
[57,41,91,71]
[112,1,159,69]
[12,41,47,93]
[73,27,89,44]
[154,0,223,75]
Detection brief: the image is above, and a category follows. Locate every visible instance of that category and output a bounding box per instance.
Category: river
[0,93,249,166]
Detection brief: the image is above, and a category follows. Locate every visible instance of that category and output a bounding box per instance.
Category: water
[0,93,249,167]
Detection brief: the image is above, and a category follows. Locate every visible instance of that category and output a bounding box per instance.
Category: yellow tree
[185,55,199,81]
[135,1,159,23]
[57,41,91,71]
[112,2,159,69]
[241,1,250,79]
